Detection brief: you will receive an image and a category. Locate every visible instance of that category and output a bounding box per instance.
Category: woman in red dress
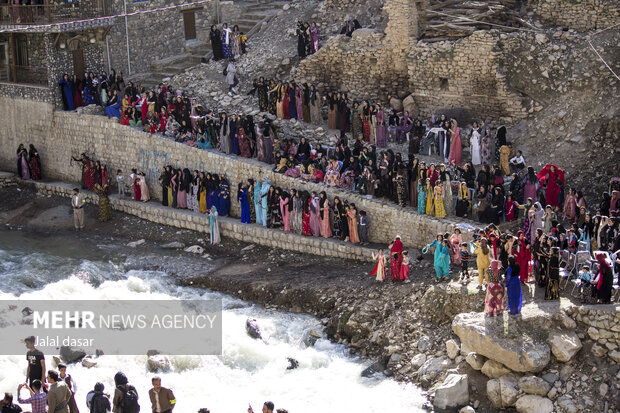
[537,164,564,209]
[389,236,404,282]
[282,84,291,120]
[134,173,142,201]
[515,231,531,283]
[302,195,312,236]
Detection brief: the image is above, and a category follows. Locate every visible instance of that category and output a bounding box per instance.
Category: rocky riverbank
[1,185,618,413]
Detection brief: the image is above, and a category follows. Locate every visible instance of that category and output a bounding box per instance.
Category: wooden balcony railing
[0,63,48,85]
[0,0,112,26]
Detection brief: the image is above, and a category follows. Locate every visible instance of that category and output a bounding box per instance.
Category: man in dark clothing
[1,393,22,413]
[24,336,46,391]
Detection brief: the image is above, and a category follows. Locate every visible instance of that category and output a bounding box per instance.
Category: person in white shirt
[71,188,86,230]
[116,169,125,198]
[509,150,525,173]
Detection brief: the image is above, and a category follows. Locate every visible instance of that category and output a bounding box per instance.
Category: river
[0,230,424,412]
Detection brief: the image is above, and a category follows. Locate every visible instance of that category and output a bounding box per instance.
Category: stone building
[0,0,216,107]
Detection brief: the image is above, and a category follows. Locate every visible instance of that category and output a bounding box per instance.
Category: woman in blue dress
[105,90,121,119]
[238,182,251,223]
[506,256,523,315]
[216,176,231,216]
[59,74,75,111]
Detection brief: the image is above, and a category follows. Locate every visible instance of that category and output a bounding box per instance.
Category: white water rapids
[0,232,424,412]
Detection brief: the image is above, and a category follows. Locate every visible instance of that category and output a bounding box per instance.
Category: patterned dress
[484,268,505,316]
[434,186,446,218]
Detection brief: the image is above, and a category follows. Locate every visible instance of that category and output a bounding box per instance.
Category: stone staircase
[130,0,287,90]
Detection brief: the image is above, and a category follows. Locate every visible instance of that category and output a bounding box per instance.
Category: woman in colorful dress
[326,92,337,129]
[433,183,446,218]
[302,193,312,236]
[347,204,360,244]
[506,256,523,315]
[279,190,290,231]
[389,236,404,282]
[93,183,112,222]
[309,192,321,236]
[375,104,387,148]
[310,22,320,53]
[309,85,322,124]
[447,119,462,166]
[231,25,241,57]
[425,178,434,216]
[138,173,150,202]
[319,191,332,238]
[417,174,427,215]
[515,230,531,283]
[208,206,221,244]
[221,23,232,59]
[484,260,505,317]
[369,249,387,282]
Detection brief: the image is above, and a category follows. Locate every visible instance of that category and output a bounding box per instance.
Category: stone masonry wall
[407,31,528,122]
[105,0,212,75]
[528,0,619,31]
[0,96,467,249]
[566,305,620,362]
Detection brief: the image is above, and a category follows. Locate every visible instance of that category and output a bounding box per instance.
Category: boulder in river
[127,239,145,248]
[81,358,97,368]
[361,361,385,378]
[245,318,262,340]
[286,357,299,370]
[302,329,321,347]
[147,355,172,372]
[60,346,86,363]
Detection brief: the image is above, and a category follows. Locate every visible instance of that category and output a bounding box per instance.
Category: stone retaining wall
[0,96,471,249]
[566,305,620,361]
[19,178,376,262]
[528,0,619,31]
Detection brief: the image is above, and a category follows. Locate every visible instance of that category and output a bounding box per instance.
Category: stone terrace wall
[0,96,467,249]
[566,305,620,362]
[528,0,619,31]
[407,31,528,122]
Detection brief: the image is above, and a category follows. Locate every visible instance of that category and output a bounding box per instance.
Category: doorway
[183,11,197,41]
[72,48,84,77]
[0,42,8,82]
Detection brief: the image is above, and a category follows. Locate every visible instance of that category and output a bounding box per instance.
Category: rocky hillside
[503,28,619,201]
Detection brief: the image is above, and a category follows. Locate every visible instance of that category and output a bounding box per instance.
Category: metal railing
[0,1,112,25]
[0,63,48,85]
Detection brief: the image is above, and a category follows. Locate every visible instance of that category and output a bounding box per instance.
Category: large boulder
[60,346,86,364]
[402,94,418,116]
[411,353,427,369]
[147,355,171,372]
[487,374,519,408]
[481,359,511,378]
[452,312,550,372]
[515,395,553,413]
[519,376,551,396]
[433,374,469,411]
[547,331,582,362]
[389,97,403,111]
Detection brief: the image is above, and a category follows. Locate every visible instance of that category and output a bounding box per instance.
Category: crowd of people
[147,164,371,246]
[208,23,248,61]
[295,21,321,59]
[1,336,288,413]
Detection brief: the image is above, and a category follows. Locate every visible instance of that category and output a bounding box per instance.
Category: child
[459,242,471,282]
[369,248,386,282]
[358,210,369,244]
[129,168,137,200]
[400,251,410,283]
[116,169,125,198]
[578,265,593,303]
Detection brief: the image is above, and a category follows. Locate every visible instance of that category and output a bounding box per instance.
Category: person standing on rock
[71,188,86,230]
[484,260,505,317]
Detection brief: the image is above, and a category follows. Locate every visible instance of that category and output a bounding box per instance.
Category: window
[440,78,449,91]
